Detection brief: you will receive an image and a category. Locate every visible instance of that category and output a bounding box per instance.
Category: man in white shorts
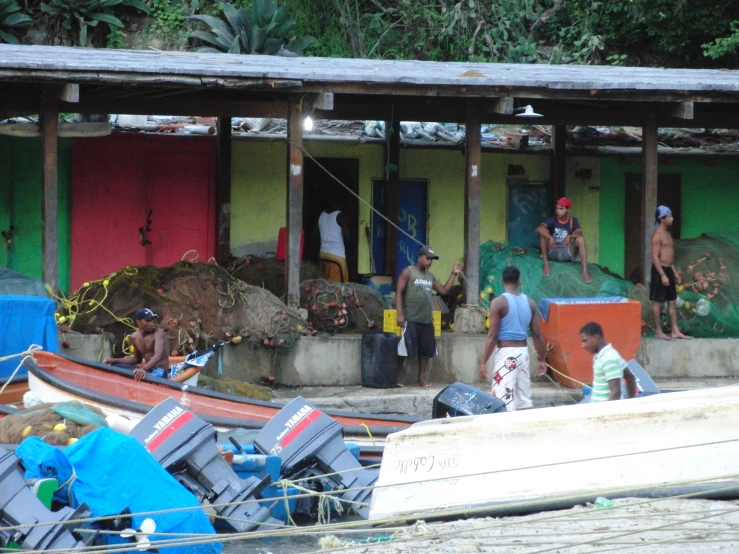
[478,266,547,411]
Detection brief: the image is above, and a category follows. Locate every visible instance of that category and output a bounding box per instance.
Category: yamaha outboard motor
[129,399,282,533]
[254,397,378,519]
[432,382,506,418]
[0,447,90,551]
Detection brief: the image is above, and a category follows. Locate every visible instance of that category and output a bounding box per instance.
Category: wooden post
[464,105,481,305]
[40,96,58,292]
[384,112,400,277]
[641,114,658,285]
[216,117,232,263]
[551,125,567,200]
[285,101,304,308]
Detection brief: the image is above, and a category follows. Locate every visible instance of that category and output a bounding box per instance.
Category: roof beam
[490,97,513,114]
[45,83,79,103]
[670,101,694,119]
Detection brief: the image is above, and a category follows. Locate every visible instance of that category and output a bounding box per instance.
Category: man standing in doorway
[396,246,463,387]
[537,197,592,283]
[650,205,690,340]
[316,201,350,282]
[580,321,637,402]
[479,266,547,411]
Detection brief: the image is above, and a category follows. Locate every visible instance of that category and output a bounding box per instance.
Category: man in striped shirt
[580,322,637,402]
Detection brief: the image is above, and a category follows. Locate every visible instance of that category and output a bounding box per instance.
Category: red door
[71,134,216,290]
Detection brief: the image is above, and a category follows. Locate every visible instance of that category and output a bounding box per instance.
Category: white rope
[0,345,42,398]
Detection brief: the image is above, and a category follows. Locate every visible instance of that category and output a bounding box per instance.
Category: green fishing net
[478,232,738,338]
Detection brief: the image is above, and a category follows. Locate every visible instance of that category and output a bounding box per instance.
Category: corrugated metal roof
[2,44,739,96]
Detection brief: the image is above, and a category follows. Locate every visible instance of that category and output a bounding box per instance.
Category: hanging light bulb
[303,116,314,131]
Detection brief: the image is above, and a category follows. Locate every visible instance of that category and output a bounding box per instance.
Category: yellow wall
[231,139,600,278]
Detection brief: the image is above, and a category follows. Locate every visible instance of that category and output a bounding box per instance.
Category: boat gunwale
[51,352,421,425]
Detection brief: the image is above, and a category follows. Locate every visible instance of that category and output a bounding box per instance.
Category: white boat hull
[369,386,739,520]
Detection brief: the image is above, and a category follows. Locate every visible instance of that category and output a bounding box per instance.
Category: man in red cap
[536,197,592,283]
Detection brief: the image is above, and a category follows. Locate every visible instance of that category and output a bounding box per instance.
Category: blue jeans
[112,363,168,379]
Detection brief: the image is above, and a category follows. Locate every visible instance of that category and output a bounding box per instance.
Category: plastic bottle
[594,497,614,509]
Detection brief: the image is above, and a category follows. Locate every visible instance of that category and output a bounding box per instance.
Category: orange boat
[0,374,28,407]
[24,352,419,440]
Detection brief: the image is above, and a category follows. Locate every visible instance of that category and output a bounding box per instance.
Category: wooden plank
[384,112,400,278]
[464,105,481,306]
[285,101,304,308]
[641,114,658,286]
[40,96,58,292]
[490,97,513,114]
[551,125,567,200]
[61,97,289,118]
[311,92,334,110]
[670,101,694,119]
[44,83,79,102]
[216,117,232,263]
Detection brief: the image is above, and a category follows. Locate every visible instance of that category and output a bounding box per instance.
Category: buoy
[54,423,67,432]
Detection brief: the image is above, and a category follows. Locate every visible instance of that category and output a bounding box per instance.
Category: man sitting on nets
[103,308,171,381]
[536,197,592,283]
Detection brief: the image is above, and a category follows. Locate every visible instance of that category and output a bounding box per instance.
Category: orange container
[539,299,642,388]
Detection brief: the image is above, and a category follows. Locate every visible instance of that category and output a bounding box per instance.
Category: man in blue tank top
[478,266,547,411]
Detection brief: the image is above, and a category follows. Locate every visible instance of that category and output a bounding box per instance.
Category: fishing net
[228,256,324,300]
[0,401,106,445]
[57,262,307,356]
[478,232,739,338]
[299,279,385,334]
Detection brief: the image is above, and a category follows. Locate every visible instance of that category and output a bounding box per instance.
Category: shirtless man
[537,197,592,283]
[103,308,171,380]
[650,206,690,340]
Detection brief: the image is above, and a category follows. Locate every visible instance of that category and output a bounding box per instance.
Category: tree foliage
[0,0,32,43]
[40,0,149,46]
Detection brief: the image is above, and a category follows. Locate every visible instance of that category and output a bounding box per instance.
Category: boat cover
[0,295,58,377]
[16,429,221,554]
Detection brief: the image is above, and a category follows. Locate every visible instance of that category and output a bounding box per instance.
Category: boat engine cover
[254,397,378,518]
[432,382,506,418]
[0,447,89,551]
[129,399,283,533]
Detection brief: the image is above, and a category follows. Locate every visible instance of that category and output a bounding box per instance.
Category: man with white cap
[537,197,592,283]
[103,308,171,380]
[650,206,690,340]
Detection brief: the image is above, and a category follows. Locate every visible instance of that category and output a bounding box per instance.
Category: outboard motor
[129,399,282,533]
[0,447,90,551]
[254,397,378,519]
[432,382,506,418]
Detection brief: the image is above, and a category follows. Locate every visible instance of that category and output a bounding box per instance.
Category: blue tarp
[0,295,58,377]
[538,296,626,321]
[17,429,221,554]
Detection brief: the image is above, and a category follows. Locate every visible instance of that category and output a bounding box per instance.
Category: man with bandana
[650,205,690,340]
[537,197,592,283]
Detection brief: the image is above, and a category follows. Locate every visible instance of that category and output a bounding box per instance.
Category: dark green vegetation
[2,0,739,67]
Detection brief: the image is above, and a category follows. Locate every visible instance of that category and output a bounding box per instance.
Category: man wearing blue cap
[103,308,171,380]
[650,206,690,340]
[396,246,463,387]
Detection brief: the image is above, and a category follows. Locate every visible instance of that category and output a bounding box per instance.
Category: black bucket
[361,332,398,388]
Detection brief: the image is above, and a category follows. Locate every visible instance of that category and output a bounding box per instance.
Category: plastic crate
[384,309,441,337]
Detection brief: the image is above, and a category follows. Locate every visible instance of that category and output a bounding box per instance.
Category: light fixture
[303,115,314,131]
[513,105,543,118]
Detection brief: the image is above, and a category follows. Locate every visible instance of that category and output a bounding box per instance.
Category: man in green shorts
[580,321,637,402]
[396,246,462,387]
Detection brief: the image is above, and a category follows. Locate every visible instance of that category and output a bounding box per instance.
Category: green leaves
[190,0,314,56]
[40,0,148,46]
[0,0,32,44]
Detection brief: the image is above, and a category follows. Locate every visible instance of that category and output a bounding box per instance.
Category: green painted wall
[599,156,739,278]
[0,136,71,293]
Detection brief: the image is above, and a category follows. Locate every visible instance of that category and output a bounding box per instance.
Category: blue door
[507,182,551,250]
[372,179,428,276]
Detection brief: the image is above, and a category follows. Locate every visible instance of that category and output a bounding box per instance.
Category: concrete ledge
[637,338,739,378]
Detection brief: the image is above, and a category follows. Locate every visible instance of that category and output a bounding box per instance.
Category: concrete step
[272,377,739,419]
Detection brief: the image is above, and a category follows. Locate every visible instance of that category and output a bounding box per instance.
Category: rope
[0,345,41,398]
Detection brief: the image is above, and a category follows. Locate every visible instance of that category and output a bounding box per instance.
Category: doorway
[507,179,552,250]
[303,158,359,277]
[624,173,682,281]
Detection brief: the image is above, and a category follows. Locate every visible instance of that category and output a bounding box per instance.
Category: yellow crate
[384,309,442,337]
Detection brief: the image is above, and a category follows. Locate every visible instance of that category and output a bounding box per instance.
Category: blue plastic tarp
[0,295,58,377]
[538,296,626,321]
[17,429,221,554]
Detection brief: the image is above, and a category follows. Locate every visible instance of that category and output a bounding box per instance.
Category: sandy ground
[314,498,739,554]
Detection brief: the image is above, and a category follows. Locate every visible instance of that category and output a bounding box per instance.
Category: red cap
[556,197,572,209]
